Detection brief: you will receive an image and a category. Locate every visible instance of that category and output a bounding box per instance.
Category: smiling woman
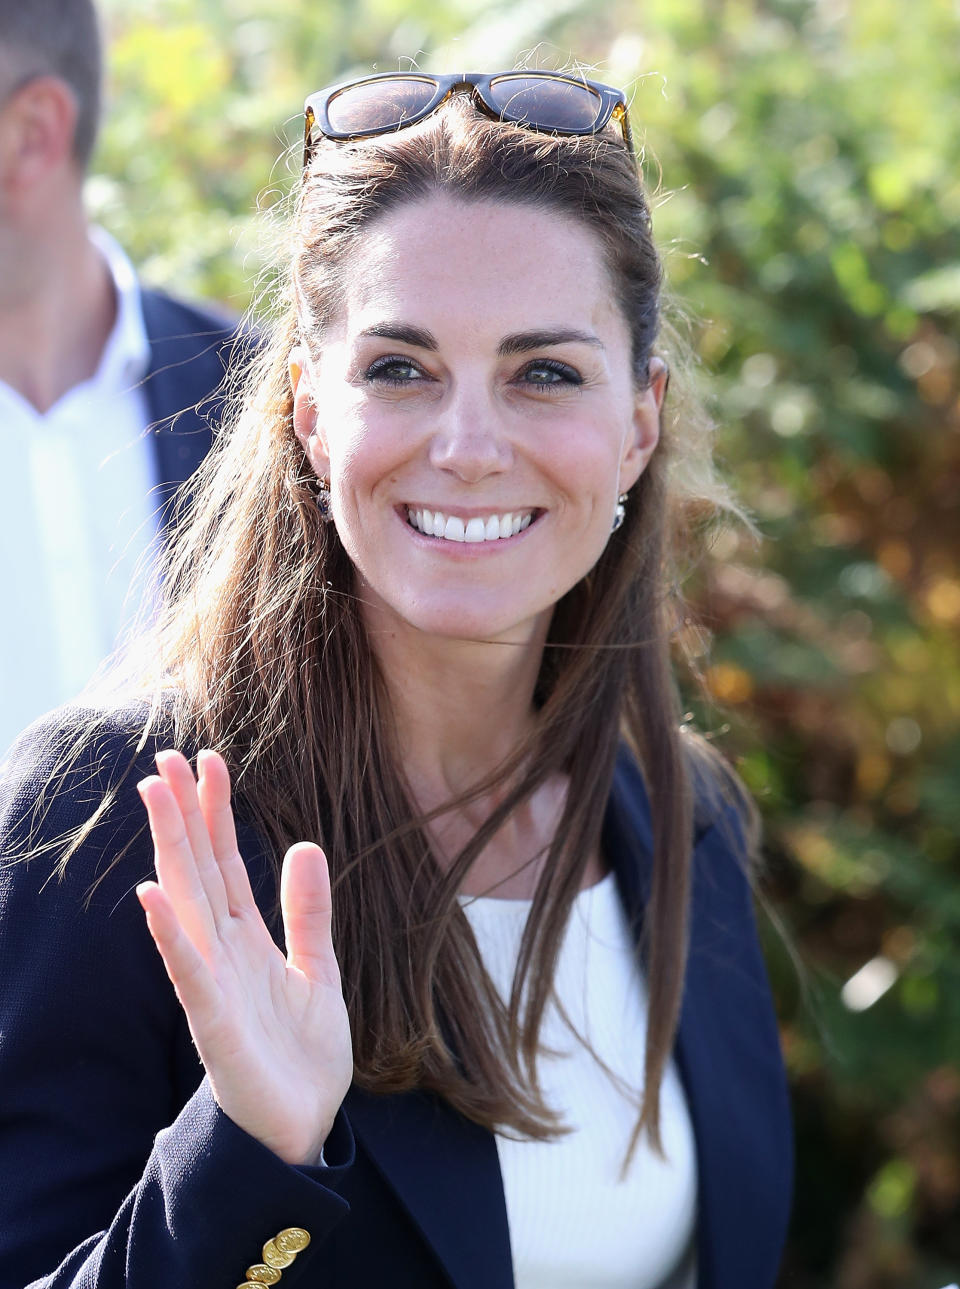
[0,69,792,1289]
[290,195,663,645]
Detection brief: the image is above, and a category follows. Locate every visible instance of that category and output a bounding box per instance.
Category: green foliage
[92,1,960,1282]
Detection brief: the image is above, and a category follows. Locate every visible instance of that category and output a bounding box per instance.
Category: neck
[373,615,546,807]
[0,186,116,413]
[367,604,601,899]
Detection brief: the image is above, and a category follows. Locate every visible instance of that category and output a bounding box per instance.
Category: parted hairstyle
[74,92,754,1154]
[0,0,103,170]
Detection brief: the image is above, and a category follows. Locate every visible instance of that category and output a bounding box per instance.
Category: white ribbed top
[461,873,698,1289]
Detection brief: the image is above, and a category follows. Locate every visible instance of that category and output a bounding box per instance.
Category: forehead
[335,194,625,341]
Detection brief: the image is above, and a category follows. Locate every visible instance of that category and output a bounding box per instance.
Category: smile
[405,507,536,543]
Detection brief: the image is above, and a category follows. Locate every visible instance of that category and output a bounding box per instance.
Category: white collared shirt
[0,228,158,757]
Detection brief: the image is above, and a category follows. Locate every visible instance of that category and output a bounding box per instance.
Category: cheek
[548,417,632,501]
[308,357,372,472]
[327,415,403,512]
[320,395,372,474]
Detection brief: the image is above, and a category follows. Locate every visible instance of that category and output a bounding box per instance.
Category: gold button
[275,1228,311,1255]
[262,1240,296,1270]
[244,1265,281,1284]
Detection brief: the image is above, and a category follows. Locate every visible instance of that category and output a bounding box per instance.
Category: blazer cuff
[146,1077,355,1285]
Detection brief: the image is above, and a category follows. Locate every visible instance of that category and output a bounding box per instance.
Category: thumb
[280,842,339,986]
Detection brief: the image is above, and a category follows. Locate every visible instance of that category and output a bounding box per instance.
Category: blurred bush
[95,0,960,1283]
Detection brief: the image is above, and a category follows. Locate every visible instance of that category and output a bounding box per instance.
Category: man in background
[0,0,239,754]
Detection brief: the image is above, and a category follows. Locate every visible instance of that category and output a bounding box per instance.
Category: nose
[427,385,513,483]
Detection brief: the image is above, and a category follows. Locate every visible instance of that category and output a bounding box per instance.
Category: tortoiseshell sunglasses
[302,70,634,168]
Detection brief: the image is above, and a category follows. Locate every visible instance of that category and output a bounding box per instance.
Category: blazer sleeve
[0,707,354,1289]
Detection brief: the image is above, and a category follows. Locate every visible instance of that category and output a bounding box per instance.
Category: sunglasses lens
[487,75,603,132]
[326,77,439,135]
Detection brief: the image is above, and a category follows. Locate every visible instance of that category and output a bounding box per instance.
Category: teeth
[406,507,535,542]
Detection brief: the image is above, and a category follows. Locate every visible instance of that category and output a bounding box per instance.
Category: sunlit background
[94,1,960,1284]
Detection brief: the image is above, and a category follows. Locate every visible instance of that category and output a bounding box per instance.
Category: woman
[0,70,792,1288]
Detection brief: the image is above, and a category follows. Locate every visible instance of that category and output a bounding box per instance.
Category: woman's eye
[365,356,425,386]
[519,359,582,390]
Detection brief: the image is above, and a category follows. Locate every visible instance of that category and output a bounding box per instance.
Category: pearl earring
[316,478,333,522]
[612,493,628,532]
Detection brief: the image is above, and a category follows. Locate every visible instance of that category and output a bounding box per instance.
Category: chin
[377,591,551,648]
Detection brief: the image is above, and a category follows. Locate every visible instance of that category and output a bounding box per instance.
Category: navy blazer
[139,287,240,527]
[0,707,793,1289]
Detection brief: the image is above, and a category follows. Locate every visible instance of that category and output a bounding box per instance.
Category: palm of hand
[136,749,353,1166]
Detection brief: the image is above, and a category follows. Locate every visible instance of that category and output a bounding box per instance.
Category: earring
[316,478,333,523]
[612,493,628,533]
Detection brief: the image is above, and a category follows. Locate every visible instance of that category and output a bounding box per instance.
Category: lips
[405,506,536,543]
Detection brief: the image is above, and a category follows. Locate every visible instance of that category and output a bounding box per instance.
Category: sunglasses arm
[303,106,317,169]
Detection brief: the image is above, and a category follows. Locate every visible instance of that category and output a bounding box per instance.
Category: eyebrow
[360,323,438,350]
[498,328,604,356]
[358,323,605,355]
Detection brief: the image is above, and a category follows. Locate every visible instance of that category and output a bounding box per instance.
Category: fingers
[196,750,256,916]
[138,770,219,953]
[136,881,222,1025]
[280,843,340,988]
[155,750,230,927]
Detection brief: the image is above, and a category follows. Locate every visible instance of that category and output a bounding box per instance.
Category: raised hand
[135,749,353,1166]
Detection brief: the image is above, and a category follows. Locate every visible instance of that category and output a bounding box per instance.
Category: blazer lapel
[605,753,793,1289]
[344,1085,514,1289]
[139,290,230,534]
[343,752,791,1289]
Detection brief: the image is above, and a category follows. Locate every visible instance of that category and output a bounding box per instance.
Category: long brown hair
[103,95,750,1151]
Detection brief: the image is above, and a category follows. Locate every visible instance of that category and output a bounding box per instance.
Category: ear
[289,346,330,479]
[0,76,78,195]
[618,356,669,493]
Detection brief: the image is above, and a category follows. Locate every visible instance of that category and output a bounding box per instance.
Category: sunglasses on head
[303,70,633,168]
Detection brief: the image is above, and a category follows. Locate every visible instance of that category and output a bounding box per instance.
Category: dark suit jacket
[138,288,240,526]
[0,706,793,1289]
